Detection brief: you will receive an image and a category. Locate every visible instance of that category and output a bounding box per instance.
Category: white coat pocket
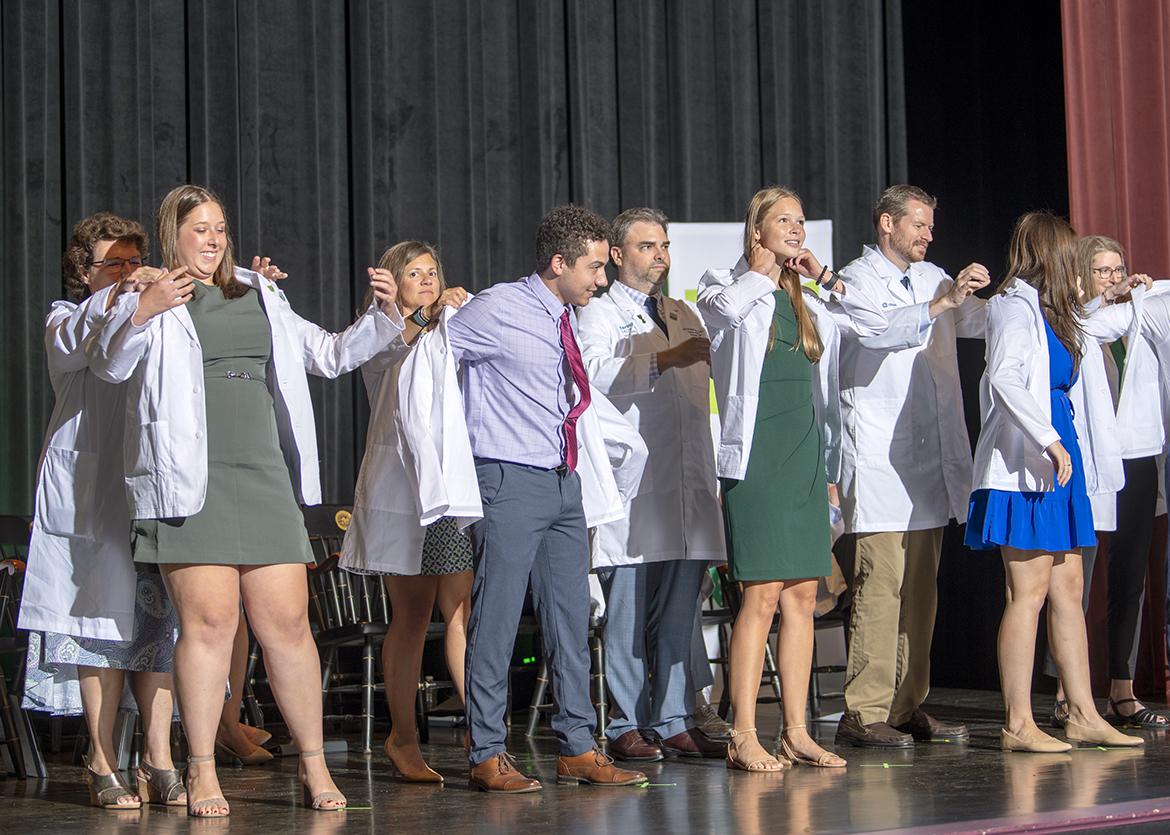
[125,420,171,478]
[36,447,98,538]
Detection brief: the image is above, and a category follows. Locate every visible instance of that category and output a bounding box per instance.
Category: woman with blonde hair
[965,212,1143,752]
[88,184,405,815]
[698,186,887,771]
[340,241,471,782]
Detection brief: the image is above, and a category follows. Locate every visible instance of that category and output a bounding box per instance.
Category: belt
[475,457,570,476]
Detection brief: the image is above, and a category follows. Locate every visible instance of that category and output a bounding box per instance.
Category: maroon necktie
[558,308,591,472]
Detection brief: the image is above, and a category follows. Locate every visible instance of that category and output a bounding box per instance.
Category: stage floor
[3,689,1170,834]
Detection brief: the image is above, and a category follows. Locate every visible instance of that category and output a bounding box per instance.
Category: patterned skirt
[397,517,473,576]
[22,570,179,716]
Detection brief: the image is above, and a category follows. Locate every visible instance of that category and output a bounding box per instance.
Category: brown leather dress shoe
[607,730,664,762]
[835,714,913,748]
[468,752,542,793]
[894,709,970,742]
[660,728,729,759]
[556,749,646,786]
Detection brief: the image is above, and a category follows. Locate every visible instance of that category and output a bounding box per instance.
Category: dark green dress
[133,282,313,565]
[720,291,831,582]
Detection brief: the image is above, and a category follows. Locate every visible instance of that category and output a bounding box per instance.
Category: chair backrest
[0,516,31,635]
[301,505,390,633]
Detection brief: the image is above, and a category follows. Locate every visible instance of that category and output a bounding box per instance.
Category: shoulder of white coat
[576,290,619,324]
[698,267,735,289]
[46,299,78,324]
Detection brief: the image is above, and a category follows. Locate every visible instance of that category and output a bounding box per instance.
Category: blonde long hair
[1076,234,1125,303]
[156,184,245,299]
[1002,212,1084,372]
[742,186,823,362]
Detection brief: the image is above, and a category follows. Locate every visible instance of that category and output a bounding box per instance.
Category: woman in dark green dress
[699,187,853,773]
[111,185,402,817]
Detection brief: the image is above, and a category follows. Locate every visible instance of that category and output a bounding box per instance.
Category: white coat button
[195,431,203,439]
[193,386,201,394]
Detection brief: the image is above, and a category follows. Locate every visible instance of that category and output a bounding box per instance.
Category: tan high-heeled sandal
[184,754,230,818]
[84,756,141,809]
[300,748,347,810]
[725,728,785,772]
[780,724,847,768]
[136,760,187,806]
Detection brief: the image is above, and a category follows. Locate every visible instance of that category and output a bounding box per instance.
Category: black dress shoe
[893,709,969,741]
[607,730,664,762]
[835,714,914,748]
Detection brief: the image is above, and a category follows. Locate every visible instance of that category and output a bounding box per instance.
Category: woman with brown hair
[697,186,887,772]
[965,212,1143,752]
[340,241,471,782]
[19,213,188,809]
[88,184,405,816]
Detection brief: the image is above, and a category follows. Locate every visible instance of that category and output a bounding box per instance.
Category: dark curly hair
[534,204,612,272]
[61,213,149,302]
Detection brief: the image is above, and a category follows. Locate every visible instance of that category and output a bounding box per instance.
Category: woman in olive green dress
[699,187,868,772]
[103,185,403,817]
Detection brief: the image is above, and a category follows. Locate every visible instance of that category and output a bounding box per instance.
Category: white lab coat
[339,303,648,576]
[970,278,1140,496]
[86,268,405,517]
[835,245,987,533]
[18,286,140,642]
[697,257,896,482]
[577,286,725,567]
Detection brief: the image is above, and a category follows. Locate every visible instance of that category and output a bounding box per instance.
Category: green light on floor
[522,656,536,664]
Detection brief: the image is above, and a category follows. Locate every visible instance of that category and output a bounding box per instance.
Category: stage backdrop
[0,0,907,514]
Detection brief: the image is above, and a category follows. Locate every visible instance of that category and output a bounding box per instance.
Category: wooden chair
[0,515,45,778]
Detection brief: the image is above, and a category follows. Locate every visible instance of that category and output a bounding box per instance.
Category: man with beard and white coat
[577,208,727,762]
[833,184,990,749]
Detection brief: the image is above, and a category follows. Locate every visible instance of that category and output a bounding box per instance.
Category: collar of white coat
[862,244,931,285]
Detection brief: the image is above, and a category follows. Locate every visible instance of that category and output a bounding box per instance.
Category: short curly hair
[62,213,149,302]
[534,204,611,272]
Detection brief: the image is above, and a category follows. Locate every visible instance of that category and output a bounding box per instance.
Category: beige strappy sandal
[780,724,847,768]
[184,754,230,818]
[300,747,347,810]
[725,728,785,772]
[84,757,141,809]
[136,759,188,806]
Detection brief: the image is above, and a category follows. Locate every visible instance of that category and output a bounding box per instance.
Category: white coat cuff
[373,303,406,331]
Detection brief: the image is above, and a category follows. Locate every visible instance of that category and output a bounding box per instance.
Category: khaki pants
[844,528,943,727]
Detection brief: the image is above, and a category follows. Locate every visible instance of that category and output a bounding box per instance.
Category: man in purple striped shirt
[449,205,647,793]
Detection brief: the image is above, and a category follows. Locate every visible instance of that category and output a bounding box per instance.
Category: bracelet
[409,307,431,328]
[817,267,837,290]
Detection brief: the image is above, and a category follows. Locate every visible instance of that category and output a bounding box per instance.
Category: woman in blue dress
[966,212,1142,753]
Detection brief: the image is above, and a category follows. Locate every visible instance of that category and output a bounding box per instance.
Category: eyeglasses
[89,257,145,271]
[1091,265,1127,279]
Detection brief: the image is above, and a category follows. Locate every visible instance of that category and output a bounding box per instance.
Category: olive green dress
[133,281,313,565]
[720,291,831,582]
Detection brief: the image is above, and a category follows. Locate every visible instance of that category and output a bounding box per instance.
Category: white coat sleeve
[817,279,891,339]
[953,294,988,339]
[589,385,649,503]
[986,300,1061,451]
[294,304,406,379]
[577,307,653,396]
[1140,294,1170,346]
[83,290,155,383]
[1081,297,1137,343]
[44,287,116,378]
[696,270,776,330]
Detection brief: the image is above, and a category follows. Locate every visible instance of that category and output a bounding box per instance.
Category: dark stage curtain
[0,0,907,513]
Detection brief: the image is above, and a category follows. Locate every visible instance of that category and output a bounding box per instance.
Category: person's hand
[425,286,469,319]
[658,337,711,372]
[784,248,825,280]
[131,267,194,326]
[1046,440,1072,487]
[946,263,991,307]
[1104,271,1152,302]
[252,256,288,282]
[367,267,397,313]
[749,242,778,283]
[119,265,165,293]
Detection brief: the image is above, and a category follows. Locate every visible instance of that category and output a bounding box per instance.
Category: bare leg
[382,575,439,770]
[241,563,343,808]
[216,611,255,753]
[727,581,783,769]
[999,548,1054,739]
[129,671,178,772]
[436,571,473,705]
[1047,551,1113,732]
[161,564,240,816]
[776,579,840,763]
[77,666,139,804]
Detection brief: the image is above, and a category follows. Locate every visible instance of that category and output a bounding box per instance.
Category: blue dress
[965,317,1097,552]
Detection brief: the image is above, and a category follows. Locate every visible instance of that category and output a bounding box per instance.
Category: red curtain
[1062,0,1170,277]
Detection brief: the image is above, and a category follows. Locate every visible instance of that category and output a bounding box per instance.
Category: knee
[780,582,818,620]
[1006,580,1049,615]
[741,586,782,621]
[1048,574,1085,612]
[178,605,239,647]
[249,602,311,647]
